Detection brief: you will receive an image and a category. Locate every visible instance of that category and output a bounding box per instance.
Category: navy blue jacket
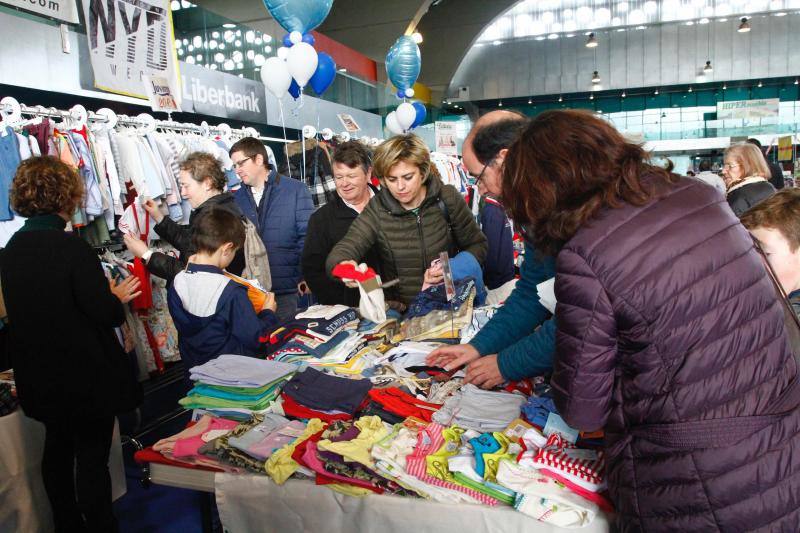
[167,264,279,371]
[470,243,556,381]
[233,171,314,294]
[479,198,515,290]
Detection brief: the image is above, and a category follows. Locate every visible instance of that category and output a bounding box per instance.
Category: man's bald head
[463,110,527,158]
[462,110,528,198]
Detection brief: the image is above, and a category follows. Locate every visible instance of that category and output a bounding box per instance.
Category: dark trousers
[40,415,117,533]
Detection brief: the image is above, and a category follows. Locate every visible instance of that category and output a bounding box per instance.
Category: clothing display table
[146,462,611,532]
[0,410,127,533]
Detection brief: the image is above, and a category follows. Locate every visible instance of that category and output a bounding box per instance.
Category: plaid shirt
[305,173,337,208]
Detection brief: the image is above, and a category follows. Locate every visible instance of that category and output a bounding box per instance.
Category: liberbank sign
[179,62,266,124]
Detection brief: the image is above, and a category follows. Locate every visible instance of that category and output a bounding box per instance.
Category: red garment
[133,447,223,473]
[331,263,377,282]
[128,207,153,310]
[290,428,327,467]
[281,393,353,423]
[367,388,442,422]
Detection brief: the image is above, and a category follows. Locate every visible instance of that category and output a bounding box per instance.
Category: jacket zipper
[416,212,428,271]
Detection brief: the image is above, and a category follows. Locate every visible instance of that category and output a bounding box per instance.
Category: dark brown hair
[332,141,373,174]
[503,109,674,255]
[192,207,245,254]
[11,156,84,217]
[230,137,272,170]
[741,188,800,252]
[179,152,227,192]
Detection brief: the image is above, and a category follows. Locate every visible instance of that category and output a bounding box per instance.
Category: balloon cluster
[384,35,426,135]
[260,0,337,100]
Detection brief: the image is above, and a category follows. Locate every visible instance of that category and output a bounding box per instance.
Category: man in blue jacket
[428,111,556,388]
[230,138,314,322]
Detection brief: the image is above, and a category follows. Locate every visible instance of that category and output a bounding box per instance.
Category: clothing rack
[0,96,291,143]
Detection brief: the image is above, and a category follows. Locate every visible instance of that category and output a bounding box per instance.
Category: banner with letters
[82,0,181,100]
[1,0,79,24]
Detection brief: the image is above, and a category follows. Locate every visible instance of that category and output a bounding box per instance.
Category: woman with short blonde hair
[326,134,487,304]
[722,142,776,217]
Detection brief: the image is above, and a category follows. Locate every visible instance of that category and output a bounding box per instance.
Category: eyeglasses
[723,162,741,170]
[469,158,495,184]
[232,157,251,170]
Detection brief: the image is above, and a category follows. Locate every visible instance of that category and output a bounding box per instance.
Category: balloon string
[279,99,292,179]
[301,133,306,184]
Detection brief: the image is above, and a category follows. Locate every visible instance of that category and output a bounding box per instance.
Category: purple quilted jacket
[552,176,800,532]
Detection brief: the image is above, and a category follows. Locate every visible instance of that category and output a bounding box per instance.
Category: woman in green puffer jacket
[326,134,488,304]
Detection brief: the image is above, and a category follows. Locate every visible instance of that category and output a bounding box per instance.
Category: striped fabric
[405,422,499,506]
[531,434,605,490]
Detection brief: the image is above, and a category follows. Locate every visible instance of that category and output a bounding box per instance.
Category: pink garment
[153,416,239,458]
[530,433,605,491]
[405,422,499,506]
[301,441,384,493]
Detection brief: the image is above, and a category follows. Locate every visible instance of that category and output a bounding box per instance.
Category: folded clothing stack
[281,367,373,419]
[432,384,527,432]
[179,355,296,417]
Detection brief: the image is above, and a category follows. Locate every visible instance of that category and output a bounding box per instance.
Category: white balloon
[286,42,318,87]
[405,88,415,98]
[302,125,317,139]
[386,111,404,135]
[261,56,292,99]
[277,47,290,61]
[395,102,416,131]
[320,128,334,141]
[339,131,351,142]
[289,31,303,45]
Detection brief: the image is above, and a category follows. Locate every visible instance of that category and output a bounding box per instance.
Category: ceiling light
[254,54,265,66]
[338,68,347,73]
[186,56,195,64]
[654,88,659,95]
[758,80,763,87]
[246,50,255,60]
[170,0,180,10]
[223,60,234,70]
[265,46,272,53]
[527,98,532,104]
[775,12,787,17]
[548,33,559,39]
[589,94,594,100]
[411,32,423,44]
[245,31,255,43]
[214,52,224,62]
[723,83,727,90]
[592,70,601,84]
[558,96,563,102]
[223,23,235,29]
[738,17,751,32]
[192,35,202,47]
[585,32,598,48]
[498,101,503,107]
[795,79,799,85]
[718,18,728,22]
[621,91,626,98]
[210,64,217,70]
[688,86,693,93]
[492,40,502,46]
[235,40,242,47]
[685,20,694,26]
[535,36,546,41]
[264,35,272,42]
[212,31,219,38]
[704,60,713,73]
[699,18,709,24]
[236,62,244,69]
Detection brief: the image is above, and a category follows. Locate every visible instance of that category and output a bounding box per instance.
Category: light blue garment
[0,128,21,221]
[134,139,166,199]
[68,132,104,217]
[450,251,486,305]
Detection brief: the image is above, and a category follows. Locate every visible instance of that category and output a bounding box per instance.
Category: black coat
[301,191,382,307]
[768,160,785,190]
[726,179,776,217]
[0,215,142,419]
[148,192,245,282]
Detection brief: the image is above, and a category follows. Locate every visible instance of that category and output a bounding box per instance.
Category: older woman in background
[722,142,776,217]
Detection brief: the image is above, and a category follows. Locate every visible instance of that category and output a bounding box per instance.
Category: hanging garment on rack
[281,140,335,208]
[23,118,51,156]
[0,127,22,221]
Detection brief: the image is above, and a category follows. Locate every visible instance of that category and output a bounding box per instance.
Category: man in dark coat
[230,138,314,322]
[748,138,785,189]
[302,141,380,307]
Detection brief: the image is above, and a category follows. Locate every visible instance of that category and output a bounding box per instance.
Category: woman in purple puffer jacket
[503,109,800,532]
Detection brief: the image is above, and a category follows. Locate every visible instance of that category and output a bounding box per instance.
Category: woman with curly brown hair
[503,110,800,531]
[0,156,142,533]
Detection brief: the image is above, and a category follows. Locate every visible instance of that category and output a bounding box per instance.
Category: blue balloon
[385,35,421,91]
[411,101,427,128]
[282,33,292,47]
[309,52,336,96]
[288,79,301,100]
[396,89,405,99]
[302,33,315,46]
[262,0,334,34]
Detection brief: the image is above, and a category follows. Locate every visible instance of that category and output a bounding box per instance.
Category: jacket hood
[170,266,230,336]
[377,174,444,215]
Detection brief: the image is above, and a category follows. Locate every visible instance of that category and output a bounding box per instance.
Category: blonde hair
[724,142,771,179]
[372,134,432,183]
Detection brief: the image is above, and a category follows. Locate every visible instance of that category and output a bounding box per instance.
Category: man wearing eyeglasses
[428,110,557,390]
[230,137,314,323]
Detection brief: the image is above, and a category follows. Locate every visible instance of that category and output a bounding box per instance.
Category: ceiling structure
[190,0,800,101]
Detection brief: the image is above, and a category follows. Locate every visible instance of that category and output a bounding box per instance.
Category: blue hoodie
[167,264,278,371]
